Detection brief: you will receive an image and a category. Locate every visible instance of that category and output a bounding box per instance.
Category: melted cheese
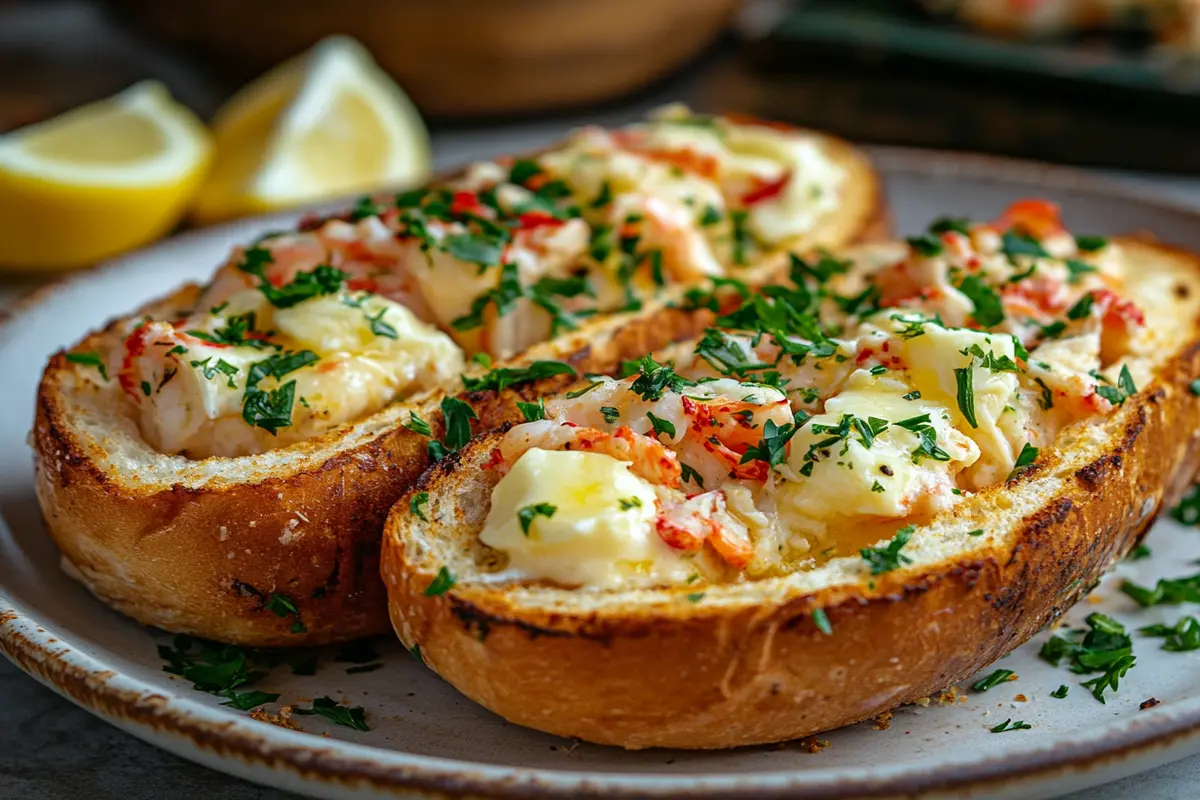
[132,290,463,457]
[479,448,689,587]
[898,324,1023,487]
[776,372,976,534]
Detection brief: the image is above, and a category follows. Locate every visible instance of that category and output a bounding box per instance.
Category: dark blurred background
[4,0,1199,171]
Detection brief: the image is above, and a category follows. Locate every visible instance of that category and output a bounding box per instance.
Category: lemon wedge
[0,82,212,271]
[192,36,432,224]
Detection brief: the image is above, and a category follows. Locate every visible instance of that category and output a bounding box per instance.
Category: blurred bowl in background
[105,0,741,118]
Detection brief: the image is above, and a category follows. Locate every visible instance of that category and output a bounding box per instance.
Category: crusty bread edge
[31,128,887,647]
[381,239,1200,748]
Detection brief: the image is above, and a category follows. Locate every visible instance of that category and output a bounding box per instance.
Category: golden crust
[380,240,1200,749]
[30,127,886,647]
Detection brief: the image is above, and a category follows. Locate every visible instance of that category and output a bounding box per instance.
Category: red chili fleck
[741,170,792,206]
[346,277,380,293]
[451,191,481,216]
[517,211,565,232]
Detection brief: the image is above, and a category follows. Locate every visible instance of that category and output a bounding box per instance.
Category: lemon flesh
[0,82,212,271]
[192,36,432,223]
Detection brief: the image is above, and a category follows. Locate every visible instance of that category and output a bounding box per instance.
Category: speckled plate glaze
[5,149,1200,800]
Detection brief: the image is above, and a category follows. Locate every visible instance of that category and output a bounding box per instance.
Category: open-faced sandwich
[31,108,885,646]
[382,200,1200,748]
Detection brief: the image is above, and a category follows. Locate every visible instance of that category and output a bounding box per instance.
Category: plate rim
[5,146,1200,799]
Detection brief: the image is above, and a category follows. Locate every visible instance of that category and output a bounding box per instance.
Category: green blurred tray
[741,0,1200,172]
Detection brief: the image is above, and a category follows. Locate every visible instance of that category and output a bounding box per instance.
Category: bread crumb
[932,686,961,705]
[798,737,830,753]
[249,521,256,528]
[1140,697,1162,710]
[1014,694,1028,702]
[250,706,301,731]
[218,525,228,542]
[1086,594,1105,605]
[873,711,893,731]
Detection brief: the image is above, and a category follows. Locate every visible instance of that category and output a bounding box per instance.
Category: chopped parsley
[159,634,265,695]
[461,360,575,393]
[680,462,705,488]
[618,497,643,511]
[410,492,430,521]
[954,363,978,429]
[188,311,275,350]
[66,350,108,380]
[1034,377,1055,410]
[566,381,603,399]
[972,668,1015,692]
[239,250,348,309]
[437,396,478,453]
[1140,616,1200,652]
[646,412,676,440]
[906,234,943,256]
[1173,484,1200,525]
[956,275,1005,327]
[991,719,1032,733]
[365,307,397,339]
[999,231,1049,261]
[1075,235,1108,252]
[729,209,752,265]
[600,406,621,423]
[190,356,240,388]
[265,592,306,634]
[1040,612,1136,704]
[220,690,281,711]
[451,262,524,331]
[1066,292,1096,320]
[1094,365,1137,406]
[517,398,547,422]
[348,195,383,221]
[403,411,432,437]
[424,566,456,596]
[1126,543,1152,561]
[241,350,320,434]
[860,525,914,575]
[1008,443,1039,480]
[812,608,833,635]
[1121,571,1200,607]
[518,503,557,535]
[930,217,972,236]
[1051,684,1069,699]
[628,355,696,401]
[741,416,805,468]
[1065,259,1098,284]
[294,696,370,731]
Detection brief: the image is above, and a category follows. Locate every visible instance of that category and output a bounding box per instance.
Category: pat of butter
[479,448,687,588]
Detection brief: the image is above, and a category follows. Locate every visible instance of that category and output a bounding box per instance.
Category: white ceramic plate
[5,149,1200,800]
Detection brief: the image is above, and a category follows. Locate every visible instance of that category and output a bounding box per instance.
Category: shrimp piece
[678,395,793,483]
[639,196,724,281]
[655,490,754,568]
[992,199,1064,239]
[497,421,681,487]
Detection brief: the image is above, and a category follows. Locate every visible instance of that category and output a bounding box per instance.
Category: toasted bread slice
[381,237,1200,749]
[31,117,885,647]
